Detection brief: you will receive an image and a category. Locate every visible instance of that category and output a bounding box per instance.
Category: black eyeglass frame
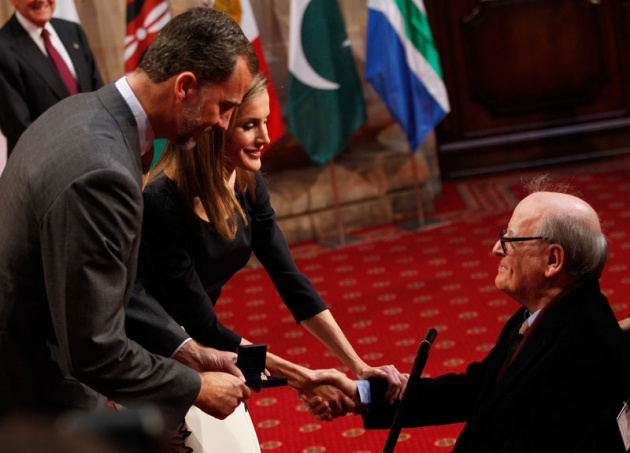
[499,228,552,254]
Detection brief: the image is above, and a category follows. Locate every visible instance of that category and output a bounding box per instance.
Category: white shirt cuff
[356,379,371,405]
[171,337,193,358]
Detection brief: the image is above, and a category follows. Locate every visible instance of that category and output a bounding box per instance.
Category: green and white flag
[288,0,366,165]
[366,0,449,151]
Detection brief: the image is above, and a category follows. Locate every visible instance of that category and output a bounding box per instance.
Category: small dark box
[236,344,287,388]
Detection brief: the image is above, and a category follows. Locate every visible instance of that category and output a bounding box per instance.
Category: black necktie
[499,314,529,378]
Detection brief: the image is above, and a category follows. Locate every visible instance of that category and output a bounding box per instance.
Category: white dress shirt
[15,10,77,79]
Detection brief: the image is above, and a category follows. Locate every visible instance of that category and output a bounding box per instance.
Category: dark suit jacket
[364,283,628,452]
[0,83,199,427]
[0,14,103,155]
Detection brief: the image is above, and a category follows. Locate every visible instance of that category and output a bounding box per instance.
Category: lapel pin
[73,43,80,49]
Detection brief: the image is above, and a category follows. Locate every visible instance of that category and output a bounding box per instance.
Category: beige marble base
[266,128,439,244]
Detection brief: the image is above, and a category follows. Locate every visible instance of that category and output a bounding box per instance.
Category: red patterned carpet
[220,155,630,452]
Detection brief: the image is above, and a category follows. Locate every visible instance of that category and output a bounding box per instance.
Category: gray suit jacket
[0,83,200,427]
[0,15,103,155]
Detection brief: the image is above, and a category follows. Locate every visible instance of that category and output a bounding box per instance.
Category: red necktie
[41,29,78,95]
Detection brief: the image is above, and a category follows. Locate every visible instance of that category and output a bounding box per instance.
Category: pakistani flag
[288,0,366,165]
[366,0,449,151]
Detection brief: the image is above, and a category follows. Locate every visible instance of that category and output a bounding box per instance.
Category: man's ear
[545,244,564,277]
[173,72,198,101]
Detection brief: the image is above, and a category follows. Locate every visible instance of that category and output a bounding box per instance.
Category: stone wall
[268,128,441,244]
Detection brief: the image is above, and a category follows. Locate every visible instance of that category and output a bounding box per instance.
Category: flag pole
[329,159,346,247]
[410,152,426,227]
[397,149,447,231]
[318,160,363,248]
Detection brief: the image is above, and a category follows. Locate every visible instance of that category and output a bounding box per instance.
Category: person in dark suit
[303,178,629,452]
[0,0,103,156]
[0,7,258,428]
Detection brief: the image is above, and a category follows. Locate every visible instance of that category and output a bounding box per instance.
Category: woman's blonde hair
[149,73,268,240]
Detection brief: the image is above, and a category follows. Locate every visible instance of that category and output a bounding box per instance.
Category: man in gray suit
[0,0,103,156]
[0,7,258,427]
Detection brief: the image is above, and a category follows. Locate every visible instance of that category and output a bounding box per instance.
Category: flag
[211,0,285,150]
[366,0,449,151]
[124,0,171,73]
[53,0,81,22]
[287,0,366,165]
[125,0,172,166]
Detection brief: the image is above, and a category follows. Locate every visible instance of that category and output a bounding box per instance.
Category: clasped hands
[173,340,250,420]
[297,365,408,421]
[173,341,408,422]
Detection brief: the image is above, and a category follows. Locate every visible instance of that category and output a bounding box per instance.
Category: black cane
[382,327,438,453]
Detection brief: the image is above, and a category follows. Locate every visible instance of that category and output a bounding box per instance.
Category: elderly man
[0,7,257,427]
[0,0,103,156]
[306,180,628,452]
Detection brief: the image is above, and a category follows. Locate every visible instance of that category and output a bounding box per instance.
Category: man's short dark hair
[138,7,258,85]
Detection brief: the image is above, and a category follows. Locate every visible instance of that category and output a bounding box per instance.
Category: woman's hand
[357,364,409,405]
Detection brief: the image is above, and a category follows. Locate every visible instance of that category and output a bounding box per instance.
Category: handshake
[173,340,409,422]
[297,367,409,421]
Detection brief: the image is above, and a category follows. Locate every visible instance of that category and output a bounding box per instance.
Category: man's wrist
[173,340,203,372]
[171,337,193,358]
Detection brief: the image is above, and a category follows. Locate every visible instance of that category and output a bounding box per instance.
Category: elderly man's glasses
[499,228,551,254]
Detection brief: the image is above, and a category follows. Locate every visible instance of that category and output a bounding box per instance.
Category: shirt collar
[15,11,56,41]
[114,77,155,156]
[15,11,63,56]
[526,308,542,327]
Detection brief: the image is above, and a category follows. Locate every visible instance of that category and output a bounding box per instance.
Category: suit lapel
[492,328,554,393]
[52,19,89,93]
[472,306,561,420]
[6,15,70,99]
[472,287,595,420]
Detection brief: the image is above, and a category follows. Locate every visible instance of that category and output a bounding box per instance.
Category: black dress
[138,172,328,351]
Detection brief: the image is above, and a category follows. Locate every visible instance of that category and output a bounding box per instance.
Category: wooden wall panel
[461,1,614,119]
[74,0,126,82]
[426,0,630,178]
